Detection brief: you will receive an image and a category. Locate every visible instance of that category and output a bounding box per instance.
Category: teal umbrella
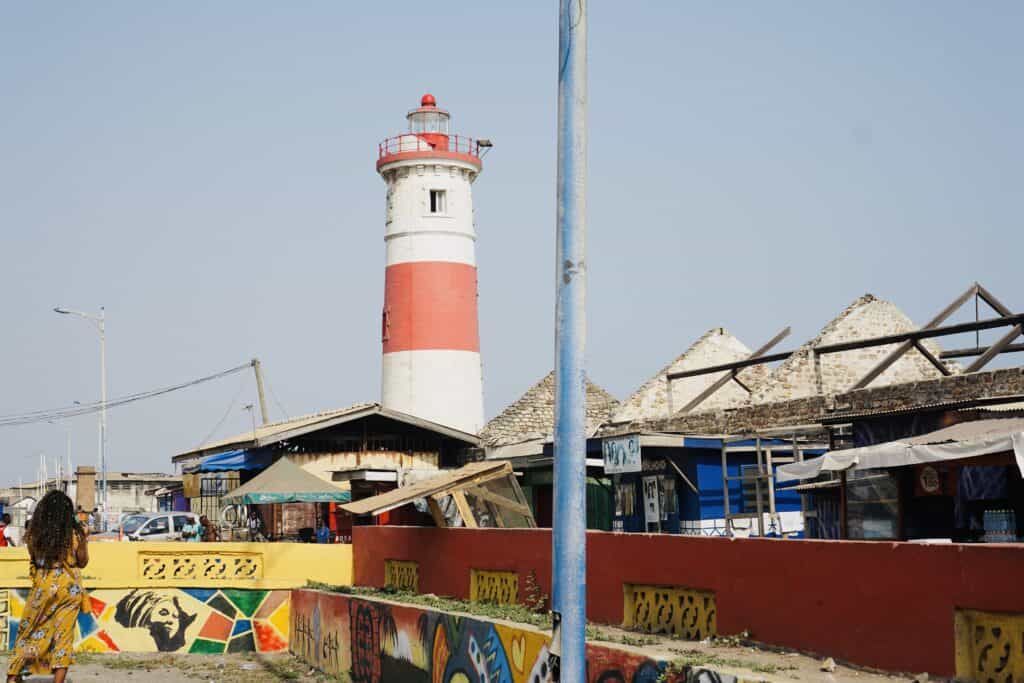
[222,457,351,504]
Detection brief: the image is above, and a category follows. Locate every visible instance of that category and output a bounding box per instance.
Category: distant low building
[171,403,479,539]
[0,469,180,528]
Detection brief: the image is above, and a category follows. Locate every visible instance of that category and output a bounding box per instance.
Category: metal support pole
[252,358,270,425]
[99,307,108,530]
[552,0,587,680]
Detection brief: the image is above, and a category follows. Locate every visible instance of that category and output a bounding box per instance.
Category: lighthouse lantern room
[377,94,486,435]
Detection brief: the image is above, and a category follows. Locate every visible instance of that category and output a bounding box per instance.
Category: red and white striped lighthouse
[377,94,486,434]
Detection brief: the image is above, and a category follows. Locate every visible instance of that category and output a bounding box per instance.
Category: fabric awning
[188,448,273,473]
[777,417,1024,482]
[222,457,351,504]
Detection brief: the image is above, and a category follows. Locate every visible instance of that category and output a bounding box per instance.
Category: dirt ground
[0,652,341,682]
[0,644,916,682]
[587,624,918,682]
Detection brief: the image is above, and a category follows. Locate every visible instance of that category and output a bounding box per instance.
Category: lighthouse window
[429,189,447,214]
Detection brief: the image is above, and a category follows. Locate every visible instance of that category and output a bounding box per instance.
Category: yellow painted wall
[0,542,352,590]
[955,608,1024,680]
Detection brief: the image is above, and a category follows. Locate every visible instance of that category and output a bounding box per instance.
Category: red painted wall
[353,526,1024,676]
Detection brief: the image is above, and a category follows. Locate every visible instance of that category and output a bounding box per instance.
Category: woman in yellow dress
[7,490,89,683]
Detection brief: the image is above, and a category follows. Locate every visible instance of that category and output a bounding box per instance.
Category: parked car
[119,512,199,542]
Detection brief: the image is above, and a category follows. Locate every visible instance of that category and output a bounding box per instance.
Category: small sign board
[602,435,641,474]
[642,476,662,528]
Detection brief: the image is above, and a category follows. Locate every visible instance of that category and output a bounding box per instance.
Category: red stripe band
[382,261,480,353]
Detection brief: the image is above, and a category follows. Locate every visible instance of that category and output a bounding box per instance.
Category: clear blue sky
[1,2,1021,482]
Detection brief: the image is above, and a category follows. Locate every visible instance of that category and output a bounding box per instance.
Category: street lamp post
[47,420,72,493]
[54,306,107,529]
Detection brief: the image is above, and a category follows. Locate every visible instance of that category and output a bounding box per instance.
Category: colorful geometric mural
[291,589,755,683]
[0,588,289,655]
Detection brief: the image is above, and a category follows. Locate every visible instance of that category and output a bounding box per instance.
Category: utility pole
[244,404,257,440]
[99,306,107,529]
[552,0,588,680]
[251,358,270,425]
[54,306,107,530]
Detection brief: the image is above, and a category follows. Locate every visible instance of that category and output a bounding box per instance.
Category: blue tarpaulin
[682,437,826,455]
[191,448,273,473]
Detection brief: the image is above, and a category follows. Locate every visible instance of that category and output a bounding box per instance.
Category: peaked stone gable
[613,328,770,423]
[747,294,958,405]
[480,372,620,447]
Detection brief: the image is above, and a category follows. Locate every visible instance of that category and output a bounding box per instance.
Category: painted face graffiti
[113,589,198,651]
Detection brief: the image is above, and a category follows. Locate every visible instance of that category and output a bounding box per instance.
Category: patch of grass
[307,581,553,631]
[585,627,659,648]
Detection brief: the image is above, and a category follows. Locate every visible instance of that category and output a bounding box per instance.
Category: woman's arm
[75,529,89,568]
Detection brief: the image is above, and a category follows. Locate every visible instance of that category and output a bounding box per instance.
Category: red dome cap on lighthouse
[420,93,437,107]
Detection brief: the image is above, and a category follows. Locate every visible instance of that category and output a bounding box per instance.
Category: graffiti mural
[0,588,289,655]
[291,589,756,683]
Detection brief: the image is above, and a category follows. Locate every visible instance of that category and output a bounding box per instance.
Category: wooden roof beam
[851,283,979,390]
[676,327,791,415]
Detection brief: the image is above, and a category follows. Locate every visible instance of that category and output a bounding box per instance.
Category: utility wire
[195,371,250,447]
[265,371,290,420]
[0,362,253,427]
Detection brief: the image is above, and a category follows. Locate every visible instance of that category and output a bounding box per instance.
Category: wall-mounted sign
[642,476,661,529]
[603,435,641,474]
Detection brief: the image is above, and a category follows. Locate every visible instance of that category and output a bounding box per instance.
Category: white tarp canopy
[777,417,1024,482]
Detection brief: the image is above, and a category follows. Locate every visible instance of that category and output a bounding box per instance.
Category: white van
[120,512,200,542]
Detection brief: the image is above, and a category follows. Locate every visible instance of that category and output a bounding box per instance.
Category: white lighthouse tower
[377,94,486,434]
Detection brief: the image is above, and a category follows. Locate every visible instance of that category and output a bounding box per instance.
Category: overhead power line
[0,362,253,427]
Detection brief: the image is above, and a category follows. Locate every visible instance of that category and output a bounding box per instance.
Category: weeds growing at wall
[306,581,553,630]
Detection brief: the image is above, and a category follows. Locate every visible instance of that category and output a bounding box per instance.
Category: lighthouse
[377,94,486,434]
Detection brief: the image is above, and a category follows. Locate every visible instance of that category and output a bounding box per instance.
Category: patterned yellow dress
[7,532,87,677]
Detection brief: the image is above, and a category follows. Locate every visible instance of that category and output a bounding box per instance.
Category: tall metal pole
[99,307,108,530]
[252,358,270,425]
[552,0,587,680]
[67,440,73,496]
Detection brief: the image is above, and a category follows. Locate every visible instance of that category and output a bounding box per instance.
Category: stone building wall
[630,366,1024,436]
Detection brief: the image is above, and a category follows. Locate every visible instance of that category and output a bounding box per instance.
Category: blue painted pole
[552,0,587,680]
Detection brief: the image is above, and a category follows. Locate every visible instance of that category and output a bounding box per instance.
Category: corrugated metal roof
[173,402,479,462]
[823,395,1024,423]
[976,401,1024,413]
[904,416,1024,445]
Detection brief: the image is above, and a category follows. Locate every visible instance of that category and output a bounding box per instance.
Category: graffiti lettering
[349,602,381,683]
[293,611,317,663]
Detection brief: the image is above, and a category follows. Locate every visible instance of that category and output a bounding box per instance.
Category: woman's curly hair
[27,490,82,568]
